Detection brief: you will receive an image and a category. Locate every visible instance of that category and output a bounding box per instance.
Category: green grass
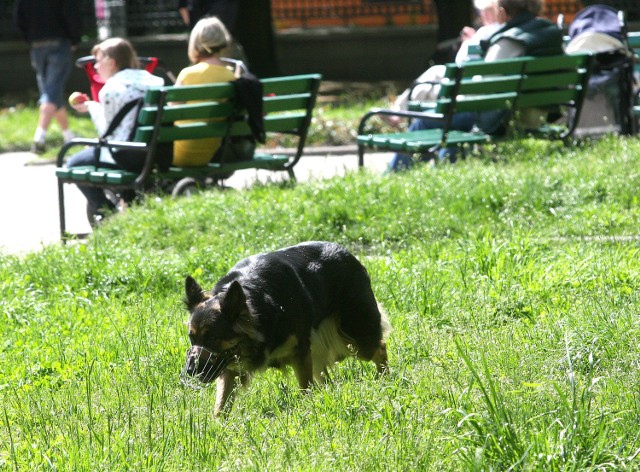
[2,129,640,469]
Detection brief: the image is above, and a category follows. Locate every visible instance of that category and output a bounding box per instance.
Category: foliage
[2,136,640,469]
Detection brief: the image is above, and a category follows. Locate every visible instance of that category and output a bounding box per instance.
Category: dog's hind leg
[291,348,314,391]
[214,370,238,416]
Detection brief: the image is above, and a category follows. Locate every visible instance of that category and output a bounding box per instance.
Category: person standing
[14,0,82,154]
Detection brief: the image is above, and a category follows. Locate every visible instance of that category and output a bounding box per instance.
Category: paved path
[0,149,393,255]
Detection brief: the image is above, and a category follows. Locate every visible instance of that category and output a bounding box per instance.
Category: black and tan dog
[182,241,391,415]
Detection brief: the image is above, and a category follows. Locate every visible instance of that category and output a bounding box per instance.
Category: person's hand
[460,26,476,42]
[68,92,90,113]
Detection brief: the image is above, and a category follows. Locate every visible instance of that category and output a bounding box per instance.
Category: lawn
[1,131,640,469]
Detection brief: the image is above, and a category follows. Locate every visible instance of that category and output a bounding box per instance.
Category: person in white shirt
[66,37,164,223]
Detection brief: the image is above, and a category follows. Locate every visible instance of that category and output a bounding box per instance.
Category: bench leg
[357,144,365,168]
[57,180,67,244]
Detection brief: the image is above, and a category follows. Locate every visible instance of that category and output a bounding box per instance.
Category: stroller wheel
[171,178,200,198]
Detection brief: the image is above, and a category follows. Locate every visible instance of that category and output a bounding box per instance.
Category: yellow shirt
[173,62,237,167]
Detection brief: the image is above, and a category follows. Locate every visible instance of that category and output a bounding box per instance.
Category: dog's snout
[184,346,201,376]
[185,353,197,376]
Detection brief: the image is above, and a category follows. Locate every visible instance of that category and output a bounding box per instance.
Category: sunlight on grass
[1,124,640,468]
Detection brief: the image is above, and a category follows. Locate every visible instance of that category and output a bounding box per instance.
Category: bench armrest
[56,137,148,167]
[356,107,445,136]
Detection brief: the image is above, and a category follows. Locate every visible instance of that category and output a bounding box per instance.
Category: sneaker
[62,130,76,142]
[31,141,46,154]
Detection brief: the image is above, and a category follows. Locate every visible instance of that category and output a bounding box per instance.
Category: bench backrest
[133,73,322,146]
[430,53,591,116]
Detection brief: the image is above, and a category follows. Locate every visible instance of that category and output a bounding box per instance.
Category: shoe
[62,130,76,142]
[31,141,46,154]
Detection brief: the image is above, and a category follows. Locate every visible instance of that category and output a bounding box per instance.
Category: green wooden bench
[56,73,322,239]
[356,53,592,167]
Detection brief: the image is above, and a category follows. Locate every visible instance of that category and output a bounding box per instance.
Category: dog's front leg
[214,370,237,416]
[292,348,313,391]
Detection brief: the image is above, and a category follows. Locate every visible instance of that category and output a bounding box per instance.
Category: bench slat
[144,82,235,104]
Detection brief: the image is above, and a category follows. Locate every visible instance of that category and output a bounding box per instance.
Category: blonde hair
[92,37,139,70]
[187,17,230,64]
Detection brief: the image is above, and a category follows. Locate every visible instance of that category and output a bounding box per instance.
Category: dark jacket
[13,0,82,45]
[482,13,564,57]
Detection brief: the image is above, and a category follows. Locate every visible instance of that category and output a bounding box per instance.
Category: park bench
[56,73,322,239]
[356,53,592,167]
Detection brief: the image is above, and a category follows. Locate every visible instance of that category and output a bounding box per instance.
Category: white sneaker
[62,130,76,142]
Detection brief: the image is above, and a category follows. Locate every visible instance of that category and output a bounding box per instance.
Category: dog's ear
[220,280,246,316]
[184,275,205,311]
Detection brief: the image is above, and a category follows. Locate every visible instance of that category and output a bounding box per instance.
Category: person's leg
[436,111,476,162]
[67,148,117,214]
[386,118,431,172]
[29,45,50,152]
[386,111,477,172]
[31,41,74,151]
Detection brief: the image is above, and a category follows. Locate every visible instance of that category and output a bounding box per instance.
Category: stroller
[564,4,636,137]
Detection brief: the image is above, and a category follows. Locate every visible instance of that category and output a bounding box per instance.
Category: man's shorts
[30,39,73,108]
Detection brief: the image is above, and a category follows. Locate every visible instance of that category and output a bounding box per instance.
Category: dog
[181,241,391,415]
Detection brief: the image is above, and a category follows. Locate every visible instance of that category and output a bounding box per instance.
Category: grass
[2,130,640,469]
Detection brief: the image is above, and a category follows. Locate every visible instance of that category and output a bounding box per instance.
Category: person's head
[497,0,543,20]
[474,0,500,25]
[92,37,139,80]
[187,16,230,64]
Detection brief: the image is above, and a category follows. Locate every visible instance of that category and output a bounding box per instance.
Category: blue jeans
[30,39,73,108]
[387,112,475,172]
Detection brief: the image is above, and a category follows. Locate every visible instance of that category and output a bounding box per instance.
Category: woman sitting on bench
[172,16,239,167]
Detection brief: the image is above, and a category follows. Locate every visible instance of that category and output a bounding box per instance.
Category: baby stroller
[564,4,636,137]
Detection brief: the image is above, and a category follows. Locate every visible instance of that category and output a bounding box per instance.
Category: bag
[210,71,264,168]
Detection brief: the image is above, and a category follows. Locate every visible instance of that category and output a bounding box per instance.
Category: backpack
[211,70,265,167]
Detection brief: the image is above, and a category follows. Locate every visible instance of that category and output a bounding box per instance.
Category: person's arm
[484,38,525,62]
[179,7,190,26]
